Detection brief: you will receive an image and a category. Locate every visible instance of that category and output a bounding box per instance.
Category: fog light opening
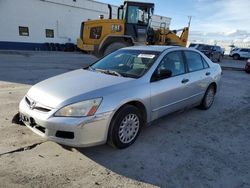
[55,131,74,139]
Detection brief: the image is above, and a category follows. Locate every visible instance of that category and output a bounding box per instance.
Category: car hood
[27,69,133,108]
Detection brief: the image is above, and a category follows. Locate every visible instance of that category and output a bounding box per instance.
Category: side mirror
[152,69,172,81]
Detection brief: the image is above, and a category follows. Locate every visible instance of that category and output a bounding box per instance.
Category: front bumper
[19,97,113,147]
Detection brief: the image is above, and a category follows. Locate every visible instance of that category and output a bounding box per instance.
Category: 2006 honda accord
[19,46,222,149]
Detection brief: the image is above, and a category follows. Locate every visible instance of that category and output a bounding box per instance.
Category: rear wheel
[233,54,240,60]
[199,85,215,110]
[103,42,128,56]
[108,105,142,149]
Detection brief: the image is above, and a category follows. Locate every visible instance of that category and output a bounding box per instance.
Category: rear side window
[184,51,205,72]
[240,49,248,52]
[202,57,209,68]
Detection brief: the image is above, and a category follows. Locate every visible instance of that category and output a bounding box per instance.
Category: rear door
[212,46,220,60]
[215,46,221,59]
[212,46,218,60]
[183,51,211,104]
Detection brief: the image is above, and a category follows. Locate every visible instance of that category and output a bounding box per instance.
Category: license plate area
[20,113,36,127]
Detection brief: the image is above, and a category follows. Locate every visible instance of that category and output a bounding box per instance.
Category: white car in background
[229,48,250,60]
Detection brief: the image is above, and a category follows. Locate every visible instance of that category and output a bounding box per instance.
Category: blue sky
[98,0,250,43]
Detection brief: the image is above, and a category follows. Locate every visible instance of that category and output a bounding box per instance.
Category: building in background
[0,0,171,51]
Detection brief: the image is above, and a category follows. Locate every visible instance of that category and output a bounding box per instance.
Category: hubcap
[206,88,214,107]
[118,114,140,144]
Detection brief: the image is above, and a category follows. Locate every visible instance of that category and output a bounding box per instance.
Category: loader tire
[104,42,128,56]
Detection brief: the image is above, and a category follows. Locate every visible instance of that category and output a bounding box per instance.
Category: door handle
[206,72,211,76]
[181,78,189,84]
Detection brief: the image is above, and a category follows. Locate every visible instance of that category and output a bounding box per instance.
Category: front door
[150,51,190,120]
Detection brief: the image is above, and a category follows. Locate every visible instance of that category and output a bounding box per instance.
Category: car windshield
[90,50,159,78]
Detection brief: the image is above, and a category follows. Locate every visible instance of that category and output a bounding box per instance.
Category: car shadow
[61,108,206,187]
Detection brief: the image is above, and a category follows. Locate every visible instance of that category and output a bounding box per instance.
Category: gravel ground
[0,51,250,188]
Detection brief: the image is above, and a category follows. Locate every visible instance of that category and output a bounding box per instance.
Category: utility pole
[188,16,192,27]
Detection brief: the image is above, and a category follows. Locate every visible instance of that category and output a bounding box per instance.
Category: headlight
[54,98,102,117]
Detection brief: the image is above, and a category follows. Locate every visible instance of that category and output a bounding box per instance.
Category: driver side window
[156,51,185,78]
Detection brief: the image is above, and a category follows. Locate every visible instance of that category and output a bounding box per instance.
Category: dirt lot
[0,51,250,188]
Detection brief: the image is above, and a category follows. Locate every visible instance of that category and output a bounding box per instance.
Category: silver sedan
[19,46,222,149]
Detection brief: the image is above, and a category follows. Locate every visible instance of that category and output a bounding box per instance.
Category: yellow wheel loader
[77,1,189,56]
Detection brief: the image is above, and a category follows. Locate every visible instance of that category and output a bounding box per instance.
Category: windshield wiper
[106,70,122,77]
[95,69,122,77]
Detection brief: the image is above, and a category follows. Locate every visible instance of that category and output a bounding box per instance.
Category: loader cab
[118,1,154,43]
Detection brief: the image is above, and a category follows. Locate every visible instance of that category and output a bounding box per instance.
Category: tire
[108,105,143,149]
[233,54,240,60]
[103,42,128,56]
[199,85,216,110]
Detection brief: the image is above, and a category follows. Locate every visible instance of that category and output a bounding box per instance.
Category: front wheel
[233,54,240,60]
[199,85,215,110]
[108,105,142,149]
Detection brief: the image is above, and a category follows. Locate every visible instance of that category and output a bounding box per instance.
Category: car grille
[25,96,52,112]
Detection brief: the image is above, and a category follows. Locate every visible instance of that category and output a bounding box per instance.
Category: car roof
[122,45,179,52]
